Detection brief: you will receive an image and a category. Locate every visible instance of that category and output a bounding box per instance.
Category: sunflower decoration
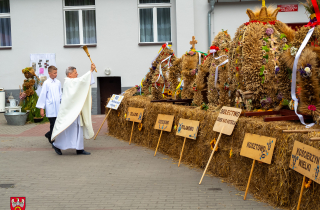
[305,178,312,189]
[124,113,127,119]
[118,111,121,117]
[229,149,233,158]
[138,123,143,131]
[210,138,218,151]
[174,125,177,130]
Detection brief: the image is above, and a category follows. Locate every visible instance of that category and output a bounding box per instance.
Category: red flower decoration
[162,43,167,49]
[268,21,276,25]
[308,105,317,111]
[210,46,219,51]
[236,67,239,71]
[305,21,320,27]
[244,20,270,26]
[224,49,229,52]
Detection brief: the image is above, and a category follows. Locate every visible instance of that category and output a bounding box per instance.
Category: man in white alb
[36,66,62,144]
[51,64,96,155]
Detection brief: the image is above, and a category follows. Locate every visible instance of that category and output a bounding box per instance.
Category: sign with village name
[126,107,144,123]
[106,94,124,110]
[277,4,298,12]
[176,118,200,140]
[154,114,174,132]
[213,106,242,135]
[240,133,277,164]
[290,141,320,184]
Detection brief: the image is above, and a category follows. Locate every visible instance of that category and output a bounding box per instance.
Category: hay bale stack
[107,95,320,209]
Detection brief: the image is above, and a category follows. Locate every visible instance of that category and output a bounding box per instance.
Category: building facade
[0,0,308,114]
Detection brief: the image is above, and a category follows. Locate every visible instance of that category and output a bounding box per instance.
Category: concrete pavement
[0,114,280,210]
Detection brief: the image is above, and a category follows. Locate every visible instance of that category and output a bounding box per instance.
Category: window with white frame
[0,0,11,47]
[138,0,171,43]
[63,0,97,45]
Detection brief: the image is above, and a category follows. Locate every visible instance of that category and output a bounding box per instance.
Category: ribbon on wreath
[155,55,173,98]
[214,55,229,87]
[150,42,171,67]
[291,27,315,128]
[174,79,184,98]
[140,77,145,95]
[305,0,320,27]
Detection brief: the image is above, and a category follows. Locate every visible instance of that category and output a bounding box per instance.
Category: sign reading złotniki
[240,133,277,164]
[176,118,200,140]
[290,141,320,184]
[213,106,242,135]
[154,114,174,132]
[106,94,124,110]
[126,107,144,123]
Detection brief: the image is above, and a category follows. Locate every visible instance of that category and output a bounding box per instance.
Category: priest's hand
[90,63,96,72]
[40,108,45,117]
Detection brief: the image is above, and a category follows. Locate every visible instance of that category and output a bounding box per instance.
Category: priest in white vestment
[51,64,96,155]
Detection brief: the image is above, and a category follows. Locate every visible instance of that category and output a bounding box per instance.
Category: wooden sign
[153,114,174,157]
[240,133,277,164]
[154,114,174,132]
[290,141,320,184]
[176,118,200,140]
[240,133,277,200]
[213,106,242,135]
[106,94,124,110]
[126,107,144,123]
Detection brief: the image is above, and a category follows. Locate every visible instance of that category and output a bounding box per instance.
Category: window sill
[64,44,97,48]
[138,42,172,46]
[0,47,12,50]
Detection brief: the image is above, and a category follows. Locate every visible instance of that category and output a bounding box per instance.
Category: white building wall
[212,0,308,41]
[175,0,195,57]
[0,0,177,89]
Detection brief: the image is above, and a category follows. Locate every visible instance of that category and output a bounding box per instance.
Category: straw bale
[107,96,320,209]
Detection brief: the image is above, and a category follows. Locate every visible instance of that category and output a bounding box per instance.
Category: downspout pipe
[208,0,215,48]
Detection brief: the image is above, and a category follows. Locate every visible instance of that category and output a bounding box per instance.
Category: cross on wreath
[190,36,197,50]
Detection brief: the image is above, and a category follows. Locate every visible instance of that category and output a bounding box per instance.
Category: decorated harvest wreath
[131,0,320,127]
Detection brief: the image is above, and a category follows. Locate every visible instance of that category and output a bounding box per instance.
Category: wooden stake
[199,126,224,185]
[310,137,320,141]
[178,137,187,167]
[244,159,256,200]
[94,109,112,140]
[154,130,163,157]
[129,122,134,145]
[283,129,320,133]
[297,176,305,210]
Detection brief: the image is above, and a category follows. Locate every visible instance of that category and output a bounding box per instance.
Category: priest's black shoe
[52,145,62,155]
[77,150,91,155]
[45,132,52,144]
